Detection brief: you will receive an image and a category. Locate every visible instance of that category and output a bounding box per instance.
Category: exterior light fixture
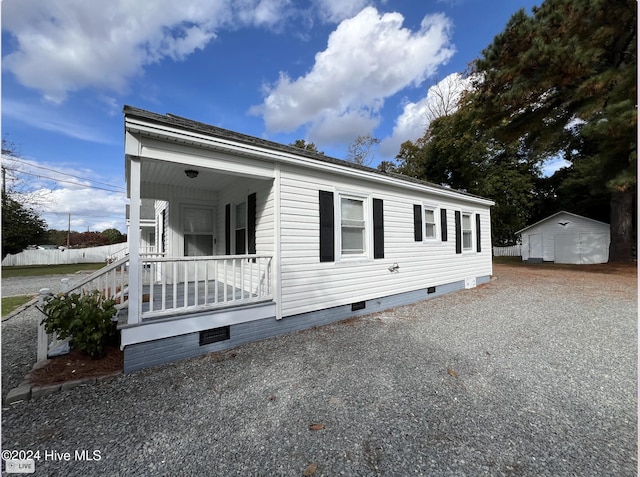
[185,169,199,179]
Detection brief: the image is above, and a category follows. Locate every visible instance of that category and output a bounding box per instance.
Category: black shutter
[476,213,481,253]
[455,211,462,254]
[225,204,231,255]
[235,229,246,254]
[319,190,334,262]
[373,198,384,259]
[440,208,448,242]
[413,204,422,241]
[248,193,256,255]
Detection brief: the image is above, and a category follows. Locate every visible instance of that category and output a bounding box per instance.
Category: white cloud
[379,72,471,158]
[2,0,291,103]
[252,7,455,143]
[3,155,127,231]
[313,0,371,23]
[21,187,127,232]
[308,108,382,145]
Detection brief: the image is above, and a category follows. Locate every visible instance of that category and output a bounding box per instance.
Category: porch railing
[138,254,273,320]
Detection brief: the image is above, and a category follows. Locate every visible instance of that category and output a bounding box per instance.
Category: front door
[529,233,543,259]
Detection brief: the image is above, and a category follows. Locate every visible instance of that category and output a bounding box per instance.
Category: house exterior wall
[123,107,495,372]
[520,212,610,263]
[277,164,493,318]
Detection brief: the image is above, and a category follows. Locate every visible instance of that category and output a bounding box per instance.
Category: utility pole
[67,213,71,248]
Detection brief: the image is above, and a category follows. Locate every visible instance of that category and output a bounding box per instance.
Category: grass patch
[2,295,35,318]
[1,262,105,279]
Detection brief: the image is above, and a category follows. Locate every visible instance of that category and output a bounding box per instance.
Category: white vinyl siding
[278,167,493,318]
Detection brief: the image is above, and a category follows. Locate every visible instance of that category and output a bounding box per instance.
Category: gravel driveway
[2,263,637,476]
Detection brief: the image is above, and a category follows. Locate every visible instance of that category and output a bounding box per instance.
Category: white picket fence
[492,244,522,257]
[2,244,128,267]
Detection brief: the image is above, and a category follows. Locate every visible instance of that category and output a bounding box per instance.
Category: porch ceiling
[140,158,262,192]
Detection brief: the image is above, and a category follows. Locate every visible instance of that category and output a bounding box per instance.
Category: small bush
[40,291,118,359]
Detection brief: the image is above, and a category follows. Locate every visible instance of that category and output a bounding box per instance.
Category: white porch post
[273,164,283,320]
[128,156,142,325]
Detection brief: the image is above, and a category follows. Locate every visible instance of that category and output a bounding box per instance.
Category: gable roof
[123,105,493,206]
[516,211,609,234]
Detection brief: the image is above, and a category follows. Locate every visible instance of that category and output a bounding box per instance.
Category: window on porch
[184,206,214,256]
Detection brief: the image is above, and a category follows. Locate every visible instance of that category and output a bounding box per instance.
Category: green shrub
[40,291,118,359]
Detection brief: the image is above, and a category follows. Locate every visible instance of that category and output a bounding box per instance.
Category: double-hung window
[424,207,437,239]
[235,202,247,254]
[183,206,214,256]
[319,190,382,262]
[340,196,366,256]
[462,213,473,251]
[414,204,440,242]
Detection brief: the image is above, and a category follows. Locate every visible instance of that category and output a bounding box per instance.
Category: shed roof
[123,105,493,206]
[516,211,609,235]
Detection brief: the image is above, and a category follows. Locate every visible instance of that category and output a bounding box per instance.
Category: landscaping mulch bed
[28,347,123,386]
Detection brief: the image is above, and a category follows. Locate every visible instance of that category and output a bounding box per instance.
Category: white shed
[517,211,610,264]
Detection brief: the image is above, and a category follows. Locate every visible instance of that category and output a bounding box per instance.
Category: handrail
[65,255,130,295]
[141,254,271,262]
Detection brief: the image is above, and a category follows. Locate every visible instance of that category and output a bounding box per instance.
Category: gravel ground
[1,274,86,297]
[1,263,637,476]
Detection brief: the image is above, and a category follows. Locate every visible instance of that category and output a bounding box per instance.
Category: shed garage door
[555,233,609,264]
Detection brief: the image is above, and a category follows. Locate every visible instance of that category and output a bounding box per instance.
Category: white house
[77,106,494,372]
[517,211,610,264]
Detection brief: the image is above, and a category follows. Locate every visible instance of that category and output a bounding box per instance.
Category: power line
[3,167,125,194]
[2,155,125,190]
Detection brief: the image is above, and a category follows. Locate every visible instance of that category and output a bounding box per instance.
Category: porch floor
[117,280,266,327]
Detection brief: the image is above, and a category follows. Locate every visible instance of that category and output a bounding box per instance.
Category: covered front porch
[122,110,281,346]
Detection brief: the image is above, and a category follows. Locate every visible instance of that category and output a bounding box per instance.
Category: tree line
[392,0,635,261]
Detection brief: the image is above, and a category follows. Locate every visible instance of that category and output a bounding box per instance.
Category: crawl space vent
[427,286,436,294]
[351,301,366,311]
[199,326,230,346]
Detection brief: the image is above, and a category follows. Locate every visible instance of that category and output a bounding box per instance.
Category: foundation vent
[199,326,230,346]
[351,301,366,311]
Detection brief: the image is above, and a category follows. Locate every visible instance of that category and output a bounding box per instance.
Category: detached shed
[517,211,610,264]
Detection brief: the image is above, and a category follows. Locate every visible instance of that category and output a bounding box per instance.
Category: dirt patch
[28,347,123,386]
[492,261,637,300]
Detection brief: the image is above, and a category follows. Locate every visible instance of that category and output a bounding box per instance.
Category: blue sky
[2,0,542,233]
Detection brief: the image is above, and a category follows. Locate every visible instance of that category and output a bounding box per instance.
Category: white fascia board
[126,117,494,208]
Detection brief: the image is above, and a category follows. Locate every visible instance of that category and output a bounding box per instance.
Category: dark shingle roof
[123,105,492,204]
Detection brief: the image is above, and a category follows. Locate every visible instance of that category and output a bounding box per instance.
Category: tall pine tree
[472,0,636,261]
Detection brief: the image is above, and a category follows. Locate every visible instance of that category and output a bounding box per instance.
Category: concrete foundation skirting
[123,276,490,374]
